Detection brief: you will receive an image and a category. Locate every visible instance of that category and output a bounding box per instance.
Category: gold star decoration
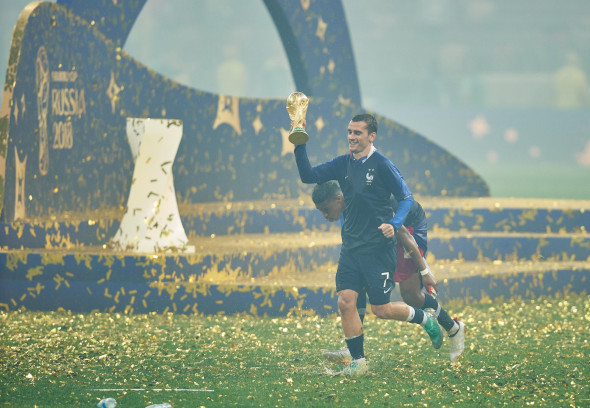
[213,95,242,135]
[338,95,351,106]
[14,146,27,221]
[315,116,325,133]
[252,105,263,135]
[106,71,121,114]
[252,116,263,135]
[280,128,294,156]
[328,59,335,74]
[316,17,327,42]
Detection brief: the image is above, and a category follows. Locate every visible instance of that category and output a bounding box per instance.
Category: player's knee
[337,291,357,312]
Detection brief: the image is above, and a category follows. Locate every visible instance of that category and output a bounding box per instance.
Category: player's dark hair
[312,181,341,205]
[351,113,377,135]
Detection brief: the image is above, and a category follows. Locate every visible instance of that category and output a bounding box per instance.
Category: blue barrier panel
[428,235,590,261]
[2,251,588,316]
[427,207,589,233]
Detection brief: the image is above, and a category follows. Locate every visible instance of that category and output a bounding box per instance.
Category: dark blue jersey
[295,144,413,250]
[391,197,428,252]
[391,197,425,227]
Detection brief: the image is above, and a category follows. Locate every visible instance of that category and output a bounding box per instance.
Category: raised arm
[294,144,343,184]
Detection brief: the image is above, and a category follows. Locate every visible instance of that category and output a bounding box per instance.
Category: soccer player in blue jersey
[293,113,442,375]
[312,181,465,363]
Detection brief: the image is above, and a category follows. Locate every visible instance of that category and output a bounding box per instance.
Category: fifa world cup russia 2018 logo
[36,46,49,176]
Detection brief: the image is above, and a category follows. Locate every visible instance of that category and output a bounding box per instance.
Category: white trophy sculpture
[111,118,194,253]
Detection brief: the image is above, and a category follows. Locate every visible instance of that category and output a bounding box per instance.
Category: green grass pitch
[1,293,588,407]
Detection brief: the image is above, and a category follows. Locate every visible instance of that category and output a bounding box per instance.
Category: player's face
[316,195,344,222]
[347,120,375,158]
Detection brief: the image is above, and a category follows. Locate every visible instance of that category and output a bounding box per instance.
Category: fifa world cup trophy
[286,92,309,145]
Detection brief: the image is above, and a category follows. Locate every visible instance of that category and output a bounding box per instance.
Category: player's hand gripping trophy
[286,92,309,145]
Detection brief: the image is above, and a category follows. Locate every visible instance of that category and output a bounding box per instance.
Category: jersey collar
[352,145,377,164]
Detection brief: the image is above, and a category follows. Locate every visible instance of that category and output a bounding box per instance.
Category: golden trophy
[286,92,309,145]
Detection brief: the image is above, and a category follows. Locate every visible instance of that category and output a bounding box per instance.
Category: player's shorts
[336,242,397,306]
[394,222,428,282]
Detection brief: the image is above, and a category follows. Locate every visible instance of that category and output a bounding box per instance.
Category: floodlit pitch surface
[1,293,588,407]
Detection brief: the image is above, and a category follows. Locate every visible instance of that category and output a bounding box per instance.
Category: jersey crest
[365,168,375,186]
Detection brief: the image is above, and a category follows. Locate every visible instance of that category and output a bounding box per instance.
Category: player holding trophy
[287,94,445,376]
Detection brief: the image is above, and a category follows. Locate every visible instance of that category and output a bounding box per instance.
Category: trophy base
[288,129,309,145]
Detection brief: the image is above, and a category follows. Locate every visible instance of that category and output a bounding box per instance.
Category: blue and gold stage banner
[0,0,488,222]
[1,249,588,316]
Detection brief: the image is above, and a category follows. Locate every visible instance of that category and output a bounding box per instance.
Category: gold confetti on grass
[1,293,589,407]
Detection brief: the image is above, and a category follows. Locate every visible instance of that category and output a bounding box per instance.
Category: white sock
[345,333,363,341]
[432,303,441,319]
[420,312,429,326]
[405,306,415,322]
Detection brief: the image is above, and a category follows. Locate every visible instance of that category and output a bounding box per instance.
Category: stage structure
[0,0,588,315]
[0,0,488,223]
